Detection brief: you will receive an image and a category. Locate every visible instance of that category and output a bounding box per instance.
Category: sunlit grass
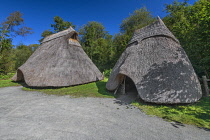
[132,95,210,129]
[0,79,21,88]
[0,73,21,88]
[22,78,114,98]
[0,80,20,88]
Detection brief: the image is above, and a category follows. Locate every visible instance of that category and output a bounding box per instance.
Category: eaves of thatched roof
[128,17,179,45]
[41,27,77,43]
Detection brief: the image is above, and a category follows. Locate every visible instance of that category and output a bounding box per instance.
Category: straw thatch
[12,27,103,87]
[106,17,202,104]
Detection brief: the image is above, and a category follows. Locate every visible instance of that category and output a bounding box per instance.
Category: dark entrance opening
[115,75,139,104]
[70,33,78,40]
[16,69,25,82]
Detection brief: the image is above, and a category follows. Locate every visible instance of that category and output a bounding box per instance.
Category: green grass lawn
[0,79,21,88]
[22,78,113,98]
[132,95,210,129]
[0,74,113,98]
[0,73,21,88]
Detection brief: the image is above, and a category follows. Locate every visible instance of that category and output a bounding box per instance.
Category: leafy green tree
[39,16,75,42]
[39,29,53,42]
[112,33,130,60]
[0,39,15,74]
[28,44,39,52]
[14,44,33,69]
[78,9,155,71]
[92,35,114,70]
[112,7,155,63]
[164,0,210,77]
[79,21,113,71]
[0,11,33,52]
[79,21,108,47]
[0,11,33,74]
[79,21,107,58]
[120,7,155,39]
[51,16,75,33]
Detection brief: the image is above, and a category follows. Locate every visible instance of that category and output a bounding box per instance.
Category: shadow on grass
[19,80,112,90]
[134,95,210,131]
[14,81,28,87]
[18,80,114,98]
[198,127,210,132]
[17,81,78,90]
[11,81,26,86]
[96,80,114,97]
[193,96,210,131]
[195,96,210,118]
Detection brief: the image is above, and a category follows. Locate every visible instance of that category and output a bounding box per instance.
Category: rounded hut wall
[135,36,202,103]
[107,36,202,104]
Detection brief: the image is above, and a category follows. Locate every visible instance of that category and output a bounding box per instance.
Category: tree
[92,35,115,70]
[14,44,33,69]
[51,16,75,33]
[120,7,155,39]
[79,21,108,47]
[79,21,113,71]
[0,11,33,52]
[112,7,155,63]
[28,44,39,52]
[0,11,33,74]
[0,39,14,74]
[163,0,210,77]
[112,33,130,60]
[39,16,75,42]
[39,29,53,42]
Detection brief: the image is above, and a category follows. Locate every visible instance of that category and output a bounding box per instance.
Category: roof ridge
[41,27,76,44]
[128,17,179,44]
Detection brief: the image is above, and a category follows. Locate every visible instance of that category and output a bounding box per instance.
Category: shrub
[0,73,15,80]
[103,69,112,78]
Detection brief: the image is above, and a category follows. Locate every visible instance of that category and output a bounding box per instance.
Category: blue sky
[0,0,197,46]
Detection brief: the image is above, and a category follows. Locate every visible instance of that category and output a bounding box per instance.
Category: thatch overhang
[106,17,202,104]
[128,17,179,45]
[41,27,79,44]
[12,27,104,87]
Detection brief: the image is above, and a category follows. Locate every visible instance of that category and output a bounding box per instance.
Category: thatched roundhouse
[12,27,103,87]
[106,17,202,104]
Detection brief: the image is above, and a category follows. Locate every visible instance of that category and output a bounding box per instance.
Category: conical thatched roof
[12,27,103,87]
[106,17,202,104]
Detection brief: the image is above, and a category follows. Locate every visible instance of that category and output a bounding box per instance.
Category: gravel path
[0,86,209,140]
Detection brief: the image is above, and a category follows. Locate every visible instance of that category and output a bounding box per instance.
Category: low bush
[0,73,15,80]
[103,69,112,78]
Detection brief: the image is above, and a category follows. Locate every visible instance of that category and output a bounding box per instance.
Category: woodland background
[0,0,209,78]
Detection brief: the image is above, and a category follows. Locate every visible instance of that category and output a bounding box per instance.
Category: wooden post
[202,76,209,97]
[114,76,125,95]
[114,85,119,95]
[123,76,126,95]
[114,76,126,95]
